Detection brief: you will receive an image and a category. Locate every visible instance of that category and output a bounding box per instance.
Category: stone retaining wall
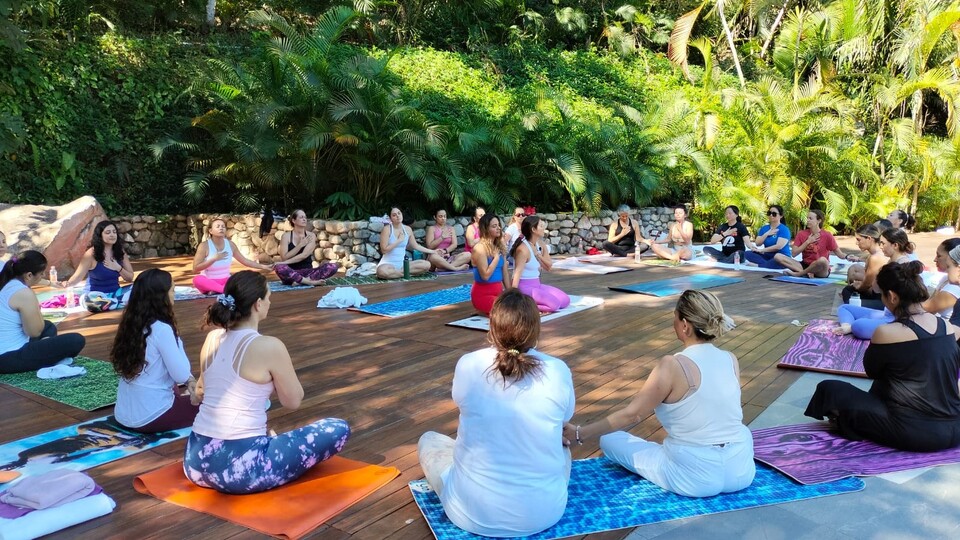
[112,207,681,267]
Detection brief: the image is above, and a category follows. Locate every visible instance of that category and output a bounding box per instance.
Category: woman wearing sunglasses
[503,207,526,248]
[743,205,792,270]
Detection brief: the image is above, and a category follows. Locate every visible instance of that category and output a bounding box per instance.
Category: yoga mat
[641,259,683,267]
[0,416,189,477]
[552,258,633,275]
[446,296,603,331]
[350,285,471,318]
[174,280,311,302]
[325,272,437,286]
[134,456,400,540]
[777,319,868,378]
[753,423,960,485]
[766,274,843,286]
[410,458,864,540]
[0,357,118,410]
[609,274,744,297]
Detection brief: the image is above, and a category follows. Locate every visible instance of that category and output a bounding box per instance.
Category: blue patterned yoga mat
[174,280,309,302]
[609,274,744,297]
[0,416,189,479]
[766,275,843,286]
[351,285,472,318]
[409,458,864,540]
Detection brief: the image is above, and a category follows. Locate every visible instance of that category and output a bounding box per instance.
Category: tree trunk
[760,0,791,59]
[717,0,746,88]
[206,0,216,27]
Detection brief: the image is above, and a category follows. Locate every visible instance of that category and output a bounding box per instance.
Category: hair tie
[9,257,17,264]
[216,294,236,311]
[507,348,520,356]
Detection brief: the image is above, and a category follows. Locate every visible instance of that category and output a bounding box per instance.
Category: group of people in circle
[2,204,960,535]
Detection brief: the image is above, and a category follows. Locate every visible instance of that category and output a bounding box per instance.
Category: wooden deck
[3,233,946,539]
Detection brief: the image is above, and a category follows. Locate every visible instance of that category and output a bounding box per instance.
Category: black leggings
[603,240,646,257]
[0,321,86,374]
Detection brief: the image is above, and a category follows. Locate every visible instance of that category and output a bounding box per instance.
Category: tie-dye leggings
[183,418,350,494]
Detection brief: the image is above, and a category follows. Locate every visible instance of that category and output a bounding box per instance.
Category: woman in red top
[775,210,845,278]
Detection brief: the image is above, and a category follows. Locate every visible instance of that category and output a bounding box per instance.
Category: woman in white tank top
[192,217,273,294]
[376,207,452,279]
[509,216,570,313]
[184,271,350,494]
[565,290,755,497]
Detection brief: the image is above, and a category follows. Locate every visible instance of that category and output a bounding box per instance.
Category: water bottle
[634,242,642,262]
[402,256,410,279]
[850,292,861,307]
[66,287,76,307]
[733,252,741,270]
[49,266,57,285]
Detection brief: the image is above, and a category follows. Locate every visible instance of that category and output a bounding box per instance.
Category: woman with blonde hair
[565,289,755,498]
[417,289,575,537]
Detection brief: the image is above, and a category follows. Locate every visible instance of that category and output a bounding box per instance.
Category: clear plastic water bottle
[850,292,861,307]
[49,266,57,285]
[66,287,76,307]
[634,242,642,262]
[733,252,741,270]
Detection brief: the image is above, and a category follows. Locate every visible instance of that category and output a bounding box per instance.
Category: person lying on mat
[274,209,338,286]
[464,206,484,254]
[184,271,350,494]
[192,217,273,294]
[775,210,844,278]
[0,251,86,374]
[743,205,792,270]
[418,289,575,537]
[806,261,960,452]
[61,220,134,312]
[470,213,511,315]
[425,208,472,271]
[510,215,570,313]
[377,207,455,279]
[839,238,960,340]
[603,204,649,257]
[112,269,199,433]
[648,205,694,262]
[564,289,755,498]
[702,205,750,264]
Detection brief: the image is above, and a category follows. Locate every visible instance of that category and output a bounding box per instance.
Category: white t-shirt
[934,277,960,318]
[440,347,575,537]
[504,223,521,248]
[114,321,192,427]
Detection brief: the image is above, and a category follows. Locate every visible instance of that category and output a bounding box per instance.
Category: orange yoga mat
[134,456,400,540]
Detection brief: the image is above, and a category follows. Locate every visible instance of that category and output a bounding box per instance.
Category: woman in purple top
[62,220,134,312]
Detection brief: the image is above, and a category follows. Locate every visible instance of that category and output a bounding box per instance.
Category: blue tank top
[89,260,120,293]
[473,256,505,284]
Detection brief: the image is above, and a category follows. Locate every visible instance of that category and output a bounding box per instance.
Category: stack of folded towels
[0,469,115,540]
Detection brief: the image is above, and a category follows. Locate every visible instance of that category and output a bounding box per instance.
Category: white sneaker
[56,357,75,366]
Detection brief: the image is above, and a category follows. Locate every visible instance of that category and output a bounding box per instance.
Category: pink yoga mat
[753,423,960,485]
[777,319,869,378]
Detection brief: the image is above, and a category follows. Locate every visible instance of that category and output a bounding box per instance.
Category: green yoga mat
[325,272,437,286]
[0,357,118,411]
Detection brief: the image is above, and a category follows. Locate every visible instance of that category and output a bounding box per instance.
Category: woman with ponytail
[806,261,960,451]
[888,209,916,231]
[184,271,350,494]
[510,215,570,313]
[417,289,575,537]
[0,251,86,373]
[565,289,755,497]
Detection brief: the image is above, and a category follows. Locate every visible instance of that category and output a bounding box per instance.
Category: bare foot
[454,264,469,271]
[301,278,326,286]
[832,323,852,336]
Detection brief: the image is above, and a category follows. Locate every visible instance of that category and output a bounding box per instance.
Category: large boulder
[0,196,108,275]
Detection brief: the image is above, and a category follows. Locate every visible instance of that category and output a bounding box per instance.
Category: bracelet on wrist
[575,425,584,446]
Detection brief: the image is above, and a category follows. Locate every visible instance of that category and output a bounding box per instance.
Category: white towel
[36,365,86,380]
[346,262,378,277]
[317,287,367,309]
[0,493,115,540]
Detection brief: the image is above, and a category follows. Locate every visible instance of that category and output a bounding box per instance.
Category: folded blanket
[0,469,96,512]
[0,492,115,540]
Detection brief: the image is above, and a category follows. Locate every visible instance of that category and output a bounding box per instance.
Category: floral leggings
[274,263,338,285]
[183,418,351,494]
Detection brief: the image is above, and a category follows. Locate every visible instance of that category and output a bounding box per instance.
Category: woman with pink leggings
[193,218,273,294]
[510,216,570,313]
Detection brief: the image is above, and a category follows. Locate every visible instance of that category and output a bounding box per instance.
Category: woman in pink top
[424,209,471,271]
[192,217,273,294]
[464,207,485,253]
[775,209,845,278]
[183,271,350,494]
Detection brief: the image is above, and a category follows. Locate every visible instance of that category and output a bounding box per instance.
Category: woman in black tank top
[273,210,338,286]
[603,205,649,257]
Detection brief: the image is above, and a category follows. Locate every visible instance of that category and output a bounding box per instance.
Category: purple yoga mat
[753,423,960,485]
[777,319,869,378]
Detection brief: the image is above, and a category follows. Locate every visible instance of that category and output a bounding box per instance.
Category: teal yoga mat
[351,285,472,318]
[609,274,744,297]
[410,458,864,540]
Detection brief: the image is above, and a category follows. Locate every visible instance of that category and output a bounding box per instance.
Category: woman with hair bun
[0,251,86,373]
[184,271,350,494]
[112,269,198,432]
[417,289,575,537]
[806,261,960,451]
[888,209,916,231]
[566,289,755,497]
[510,215,570,313]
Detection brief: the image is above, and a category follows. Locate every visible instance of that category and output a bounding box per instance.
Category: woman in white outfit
[376,207,445,279]
[564,289,755,498]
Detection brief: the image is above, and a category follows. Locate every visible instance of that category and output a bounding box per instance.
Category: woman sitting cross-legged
[463,206,485,255]
[648,205,694,262]
[0,251,86,374]
[603,204,649,257]
[806,261,960,452]
[112,269,199,433]
[61,220,135,312]
[274,209,339,286]
[193,217,273,294]
[417,289,575,537]
[743,205,792,270]
[184,271,350,494]
[470,213,511,315]
[424,209,471,271]
[776,209,845,278]
[565,289,755,498]
[702,205,751,264]
[377,207,449,279]
[510,215,570,313]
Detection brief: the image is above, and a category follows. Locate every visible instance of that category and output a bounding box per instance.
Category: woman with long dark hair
[61,220,134,312]
[274,209,339,286]
[418,289,575,537]
[470,213,511,315]
[702,205,750,264]
[743,205,792,269]
[192,217,273,294]
[184,271,350,494]
[0,251,86,373]
[510,215,570,313]
[111,269,199,433]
